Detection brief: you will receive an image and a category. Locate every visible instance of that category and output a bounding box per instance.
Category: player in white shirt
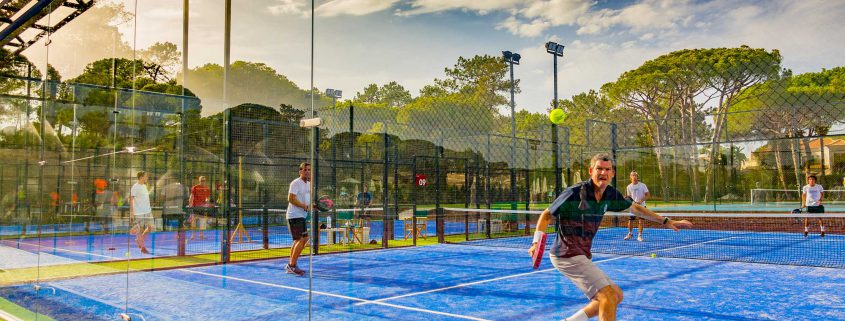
[801,175,825,237]
[129,171,154,254]
[285,162,312,276]
[625,171,650,242]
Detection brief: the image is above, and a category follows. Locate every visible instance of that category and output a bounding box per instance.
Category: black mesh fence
[2,49,844,268]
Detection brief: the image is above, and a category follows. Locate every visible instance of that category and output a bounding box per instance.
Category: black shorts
[807,205,825,213]
[288,218,308,240]
[193,206,215,217]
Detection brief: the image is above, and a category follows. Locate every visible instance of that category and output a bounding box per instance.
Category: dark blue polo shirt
[548,179,632,258]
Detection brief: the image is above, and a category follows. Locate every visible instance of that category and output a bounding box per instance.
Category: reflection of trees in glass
[185,61,319,115]
[732,67,845,189]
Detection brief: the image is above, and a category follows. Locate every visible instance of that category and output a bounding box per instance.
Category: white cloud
[268,0,308,16]
[496,16,550,38]
[576,0,695,35]
[398,0,523,16]
[316,0,400,17]
[520,0,592,26]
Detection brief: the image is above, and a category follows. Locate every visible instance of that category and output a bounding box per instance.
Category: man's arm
[629,203,692,231]
[288,193,310,212]
[528,209,553,257]
[643,192,650,203]
[188,188,195,207]
[802,190,807,208]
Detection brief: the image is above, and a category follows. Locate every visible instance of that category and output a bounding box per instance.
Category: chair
[403,210,428,240]
[336,210,365,244]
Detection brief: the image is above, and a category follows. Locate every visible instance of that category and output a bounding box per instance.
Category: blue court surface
[2,232,843,321]
[0,220,453,266]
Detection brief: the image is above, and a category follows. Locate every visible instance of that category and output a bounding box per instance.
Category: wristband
[533,230,544,243]
[662,217,669,225]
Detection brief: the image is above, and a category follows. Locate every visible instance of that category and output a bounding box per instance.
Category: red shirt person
[188,176,212,239]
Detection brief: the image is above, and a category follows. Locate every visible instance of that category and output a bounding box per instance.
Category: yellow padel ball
[549,108,567,124]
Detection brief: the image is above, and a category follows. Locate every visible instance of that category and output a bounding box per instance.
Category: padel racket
[792,208,804,223]
[532,232,547,269]
[315,195,334,212]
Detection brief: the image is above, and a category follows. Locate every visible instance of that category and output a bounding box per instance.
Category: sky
[23,0,845,115]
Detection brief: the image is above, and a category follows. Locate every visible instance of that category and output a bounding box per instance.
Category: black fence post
[382,132,390,248]
[435,145,444,243]
[221,109,231,263]
[311,127,320,255]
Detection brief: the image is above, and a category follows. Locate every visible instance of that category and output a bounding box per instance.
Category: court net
[440,208,845,269]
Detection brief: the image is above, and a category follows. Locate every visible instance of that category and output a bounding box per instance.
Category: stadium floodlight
[545,41,565,57]
[326,88,342,99]
[502,50,521,65]
[326,88,342,109]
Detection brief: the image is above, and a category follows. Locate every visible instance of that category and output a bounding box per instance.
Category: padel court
[2,223,843,321]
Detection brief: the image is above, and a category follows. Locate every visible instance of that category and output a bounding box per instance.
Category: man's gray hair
[590,153,614,167]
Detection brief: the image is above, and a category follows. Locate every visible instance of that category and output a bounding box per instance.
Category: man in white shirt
[802,174,825,237]
[625,171,650,242]
[130,171,154,254]
[285,162,312,276]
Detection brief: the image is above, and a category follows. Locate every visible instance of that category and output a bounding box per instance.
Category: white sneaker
[637,235,644,242]
[624,233,632,240]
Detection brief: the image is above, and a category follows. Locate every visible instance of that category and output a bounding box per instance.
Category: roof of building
[1,0,94,54]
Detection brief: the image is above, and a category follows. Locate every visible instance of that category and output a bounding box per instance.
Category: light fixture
[545,41,565,57]
[502,51,521,65]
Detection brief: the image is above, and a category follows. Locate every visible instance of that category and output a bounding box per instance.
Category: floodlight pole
[546,41,565,196]
[504,51,519,210]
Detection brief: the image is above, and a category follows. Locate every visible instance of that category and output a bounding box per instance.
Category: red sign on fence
[415,174,428,187]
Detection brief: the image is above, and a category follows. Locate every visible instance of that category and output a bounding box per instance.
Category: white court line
[8,239,126,260]
[356,235,740,306]
[179,269,491,321]
[0,309,25,321]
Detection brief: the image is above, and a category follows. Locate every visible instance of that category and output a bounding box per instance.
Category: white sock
[564,309,589,321]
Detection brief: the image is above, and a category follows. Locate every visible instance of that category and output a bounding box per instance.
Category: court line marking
[179,269,491,321]
[356,235,739,306]
[0,309,25,321]
[3,239,137,260]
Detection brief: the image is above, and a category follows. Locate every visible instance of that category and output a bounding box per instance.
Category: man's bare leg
[819,219,825,237]
[637,219,644,241]
[289,236,308,266]
[596,285,622,321]
[565,285,622,321]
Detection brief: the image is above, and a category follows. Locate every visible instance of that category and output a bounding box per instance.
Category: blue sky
[26,0,845,115]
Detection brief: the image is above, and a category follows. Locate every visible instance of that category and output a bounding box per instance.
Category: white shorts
[550,254,615,299]
[134,213,155,230]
